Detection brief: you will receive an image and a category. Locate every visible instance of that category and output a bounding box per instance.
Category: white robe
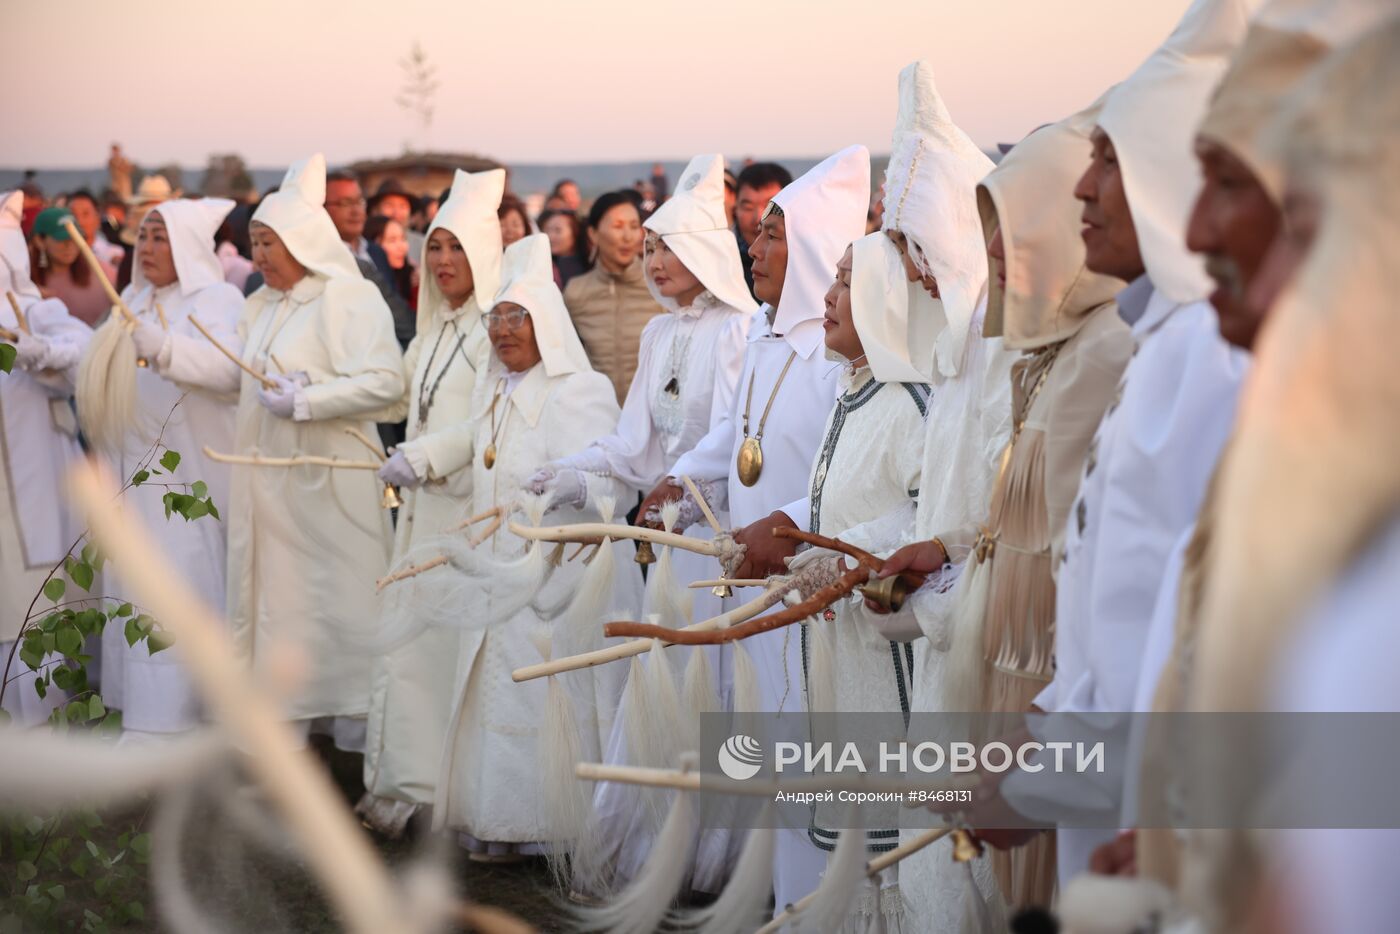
[802,369,928,929]
[560,293,750,891]
[99,279,243,734]
[0,299,89,726]
[668,311,840,912]
[436,361,632,844]
[226,273,405,725]
[363,298,488,807]
[1004,289,1248,884]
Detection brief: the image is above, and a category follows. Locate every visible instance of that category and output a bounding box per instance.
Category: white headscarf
[1098,0,1258,305]
[418,168,505,335]
[492,234,592,378]
[768,144,871,357]
[251,153,360,281]
[0,190,39,300]
[849,231,930,383]
[881,61,995,380]
[135,198,235,296]
[642,153,758,316]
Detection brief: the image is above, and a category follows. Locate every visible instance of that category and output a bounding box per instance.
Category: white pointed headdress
[251,153,360,281]
[139,198,236,296]
[418,168,505,335]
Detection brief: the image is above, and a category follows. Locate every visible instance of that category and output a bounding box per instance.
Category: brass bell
[858,574,911,613]
[951,829,983,863]
[711,581,734,598]
[634,539,657,565]
[381,483,403,510]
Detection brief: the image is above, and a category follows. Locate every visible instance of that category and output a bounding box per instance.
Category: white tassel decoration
[805,618,837,715]
[75,317,141,454]
[675,816,775,934]
[797,805,867,932]
[681,646,720,752]
[575,791,696,934]
[542,675,591,882]
[940,559,991,713]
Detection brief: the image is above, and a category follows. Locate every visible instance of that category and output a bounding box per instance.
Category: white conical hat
[138,198,236,296]
[251,153,360,281]
[643,154,757,316]
[492,233,592,378]
[882,61,995,379]
[0,190,39,299]
[418,168,506,334]
[849,231,930,383]
[1097,0,1259,304]
[768,144,871,357]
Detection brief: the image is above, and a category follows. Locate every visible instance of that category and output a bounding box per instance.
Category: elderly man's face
[1075,128,1146,282]
[1186,138,1281,350]
[1244,184,1321,326]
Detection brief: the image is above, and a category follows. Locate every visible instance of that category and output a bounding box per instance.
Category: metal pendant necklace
[736,349,798,487]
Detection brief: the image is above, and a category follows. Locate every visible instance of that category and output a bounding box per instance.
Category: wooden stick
[203,446,380,471]
[679,475,722,535]
[605,566,867,644]
[344,427,387,462]
[68,462,413,934]
[575,763,975,799]
[755,828,954,934]
[188,314,276,390]
[688,579,765,589]
[511,584,786,682]
[61,218,136,326]
[0,325,17,343]
[155,301,169,330]
[269,353,286,374]
[508,520,724,557]
[376,555,449,592]
[6,291,30,334]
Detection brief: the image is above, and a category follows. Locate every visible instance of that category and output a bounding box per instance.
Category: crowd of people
[2,0,1398,930]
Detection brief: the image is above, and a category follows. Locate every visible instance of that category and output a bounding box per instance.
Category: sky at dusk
[2,0,1188,168]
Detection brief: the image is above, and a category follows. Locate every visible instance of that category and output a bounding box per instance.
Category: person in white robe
[530,153,754,893]
[435,234,632,858]
[995,0,1255,887]
[78,197,245,738]
[359,168,504,836]
[224,154,405,750]
[0,189,91,727]
[652,144,870,916]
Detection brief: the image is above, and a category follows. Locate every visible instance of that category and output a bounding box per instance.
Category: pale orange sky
[1,0,1187,167]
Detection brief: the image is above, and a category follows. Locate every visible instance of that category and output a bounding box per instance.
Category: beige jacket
[562,258,663,404]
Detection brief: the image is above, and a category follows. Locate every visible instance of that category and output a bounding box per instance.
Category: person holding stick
[74,196,246,739]
[225,153,405,752]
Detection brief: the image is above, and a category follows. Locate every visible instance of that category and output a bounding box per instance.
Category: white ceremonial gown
[436,361,630,846]
[1004,289,1248,883]
[99,275,244,735]
[226,273,405,725]
[0,298,90,726]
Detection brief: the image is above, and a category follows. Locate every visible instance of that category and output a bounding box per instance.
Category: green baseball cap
[32,207,76,240]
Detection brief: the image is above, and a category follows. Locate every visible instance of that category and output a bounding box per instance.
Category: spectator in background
[420,196,439,228]
[497,194,532,248]
[722,168,738,228]
[214,218,254,291]
[634,179,658,214]
[369,178,424,261]
[538,208,589,288]
[99,190,127,246]
[733,161,792,297]
[364,214,416,309]
[563,190,662,404]
[20,179,46,236]
[552,178,582,213]
[28,207,110,326]
[66,189,124,271]
[322,170,414,348]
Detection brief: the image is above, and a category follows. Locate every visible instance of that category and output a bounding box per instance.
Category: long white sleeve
[159,282,246,395]
[298,278,406,421]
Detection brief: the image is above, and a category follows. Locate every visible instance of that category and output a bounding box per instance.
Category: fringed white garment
[99,279,244,735]
[363,297,489,812]
[0,297,90,726]
[1002,289,1248,884]
[225,274,406,728]
[435,359,636,849]
[800,367,928,931]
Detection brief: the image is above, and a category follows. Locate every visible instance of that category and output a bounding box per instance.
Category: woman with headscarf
[0,189,91,727]
[225,154,405,749]
[359,168,504,836]
[563,192,664,404]
[436,233,630,861]
[77,196,246,738]
[527,153,754,894]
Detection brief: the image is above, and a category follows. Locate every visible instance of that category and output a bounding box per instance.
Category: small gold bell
[634,539,657,565]
[857,574,911,613]
[483,443,497,469]
[711,582,734,598]
[951,829,983,863]
[381,483,402,510]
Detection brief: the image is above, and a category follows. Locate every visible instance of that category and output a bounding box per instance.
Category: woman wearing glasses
[436,233,635,862]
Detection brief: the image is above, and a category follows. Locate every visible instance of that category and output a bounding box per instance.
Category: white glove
[643,477,722,532]
[527,465,586,511]
[132,321,166,361]
[281,370,311,387]
[524,466,556,496]
[377,450,422,488]
[12,333,55,371]
[257,374,301,419]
